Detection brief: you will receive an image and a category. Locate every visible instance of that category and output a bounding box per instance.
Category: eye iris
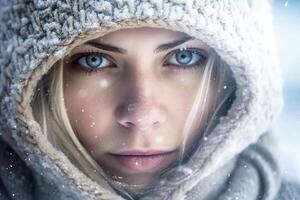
[176,51,192,65]
[86,54,102,68]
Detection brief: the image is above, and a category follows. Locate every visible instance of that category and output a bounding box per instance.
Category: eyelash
[70,49,114,75]
[71,48,208,75]
[165,48,208,69]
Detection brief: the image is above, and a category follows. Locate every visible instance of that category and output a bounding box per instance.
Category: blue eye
[78,54,111,70]
[168,48,208,68]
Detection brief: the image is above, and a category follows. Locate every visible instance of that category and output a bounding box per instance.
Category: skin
[63,27,217,191]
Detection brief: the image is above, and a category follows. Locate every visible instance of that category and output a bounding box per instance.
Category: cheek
[63,77,116,150]
[171,84,215,147]
[165,88,197,146]
[163,67,205,87]
[170,72,204,119]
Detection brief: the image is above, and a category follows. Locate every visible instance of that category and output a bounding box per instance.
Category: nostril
[123,121,135,128]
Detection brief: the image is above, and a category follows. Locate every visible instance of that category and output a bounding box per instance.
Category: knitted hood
[0,0,283,199]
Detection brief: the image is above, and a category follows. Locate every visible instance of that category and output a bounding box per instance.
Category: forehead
[89,27,209,50]
[98,27,186,41]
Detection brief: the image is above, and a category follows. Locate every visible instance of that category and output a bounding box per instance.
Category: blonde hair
[31,47,236,199]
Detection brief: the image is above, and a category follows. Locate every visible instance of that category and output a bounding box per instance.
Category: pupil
[176,51,192,64]
[86,55,102,68]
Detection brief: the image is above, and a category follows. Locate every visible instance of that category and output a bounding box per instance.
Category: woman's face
[63,27,216,186]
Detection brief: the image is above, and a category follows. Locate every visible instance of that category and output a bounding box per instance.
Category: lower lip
[109,153,173,172]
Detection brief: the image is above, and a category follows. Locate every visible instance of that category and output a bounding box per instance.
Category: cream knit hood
[0,0,283,199]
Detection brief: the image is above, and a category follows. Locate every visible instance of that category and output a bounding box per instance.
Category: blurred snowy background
[271,0,300,182]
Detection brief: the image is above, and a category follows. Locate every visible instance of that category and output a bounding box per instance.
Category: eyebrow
[86,36,195,54]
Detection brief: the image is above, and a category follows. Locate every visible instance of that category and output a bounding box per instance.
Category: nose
[115,79,166,132]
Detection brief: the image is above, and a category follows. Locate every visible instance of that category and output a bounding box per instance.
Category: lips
[108,150,175,172]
